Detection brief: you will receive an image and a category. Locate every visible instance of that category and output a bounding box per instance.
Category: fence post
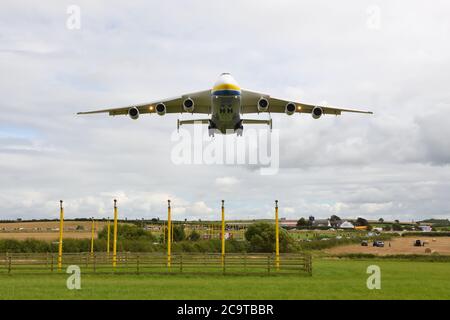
[222,254,226,275]
[50,254,54,272]
[136,255,140,275]
[180,255,183,273]
[93,254,96,273]
[267,255,271,274]
[8,256,11,274]
[244,254,247,273]
[308,255,312,276]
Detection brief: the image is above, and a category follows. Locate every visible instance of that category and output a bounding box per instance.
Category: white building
[339,221,355,229]
[418,225,432,232]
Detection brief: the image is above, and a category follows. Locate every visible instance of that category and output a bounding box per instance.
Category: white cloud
[214,177,240,192]
[0,1,449,222]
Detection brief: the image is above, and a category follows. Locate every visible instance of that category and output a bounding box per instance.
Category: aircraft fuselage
[210,73,243,135]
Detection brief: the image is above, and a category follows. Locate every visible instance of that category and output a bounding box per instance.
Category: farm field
[1,259,449,299]
[0,232,94,240]
[326,237,450,256]
[0,221,109,240]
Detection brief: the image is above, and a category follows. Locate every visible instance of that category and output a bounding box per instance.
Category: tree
[378,218,384,223]
[330,215,341,227]
[296,218,308,229]
[98,224,154,241]
[392,223,403,231]
[172,225,186,242]
[356,217,369,227]
[330,215,341,221]
[244,222,294,253]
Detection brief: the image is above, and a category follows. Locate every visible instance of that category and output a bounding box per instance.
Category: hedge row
[402,232,450,237]
[334,253,450,262]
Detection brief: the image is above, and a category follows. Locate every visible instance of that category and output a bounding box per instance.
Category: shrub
[244,222,296,253]
[188,231,201,241]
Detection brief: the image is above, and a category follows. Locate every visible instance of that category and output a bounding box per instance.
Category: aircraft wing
[77,90,212,116]
[240,89,373,115]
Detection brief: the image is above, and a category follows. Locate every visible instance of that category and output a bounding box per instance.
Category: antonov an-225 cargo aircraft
[78,73,373,136]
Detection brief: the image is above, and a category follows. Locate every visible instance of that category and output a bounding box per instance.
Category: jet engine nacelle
[156,103,166,116]
[128,107,139,120]
[257,97,269,112]
[312,106,323,119]
[183,98,195,113]
[285,102,296,116]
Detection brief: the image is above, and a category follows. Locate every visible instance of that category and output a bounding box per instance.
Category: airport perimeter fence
[0,252,312,276]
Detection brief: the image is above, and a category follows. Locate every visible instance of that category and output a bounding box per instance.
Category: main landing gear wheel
[208,126,215,137]
[236,126,243,136]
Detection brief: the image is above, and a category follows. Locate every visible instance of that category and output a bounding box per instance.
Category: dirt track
[326,237,450,256]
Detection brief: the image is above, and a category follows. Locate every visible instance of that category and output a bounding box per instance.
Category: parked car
[373,240,385,247]
[361,240,368,246]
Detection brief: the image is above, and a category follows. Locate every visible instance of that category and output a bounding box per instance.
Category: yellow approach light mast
[58,200,64,271]
[90,217,95,256]
[167,200,172,268]
[275,200,280,271]
[107,217,110,255]
[221,200,225,267]
[113,199,118,268]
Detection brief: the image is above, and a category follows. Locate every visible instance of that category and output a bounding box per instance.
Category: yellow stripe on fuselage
[212,83,241,91]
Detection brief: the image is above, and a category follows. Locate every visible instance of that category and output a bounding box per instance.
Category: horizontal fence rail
[0,252,312,276]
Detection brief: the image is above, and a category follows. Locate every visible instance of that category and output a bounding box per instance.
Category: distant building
[312,219,331,228]
[418,225,432,232]
[279,219,298,228]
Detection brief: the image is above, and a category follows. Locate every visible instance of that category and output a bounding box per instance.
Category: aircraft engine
[183,98,195,113]
[128,107,139,120]
[156,103,166,116]
[312,106,323,119]
[285,102,296,115]
[257,97,269,112]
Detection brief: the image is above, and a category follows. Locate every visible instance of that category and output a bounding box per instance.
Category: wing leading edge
[77,90,212,116]
[240,89,373,116]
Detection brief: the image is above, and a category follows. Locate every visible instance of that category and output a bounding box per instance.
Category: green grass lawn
[1,259,449,299]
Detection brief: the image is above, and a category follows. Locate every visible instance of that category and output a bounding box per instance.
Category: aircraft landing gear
[235,125,243,136]
[208,120,217,137]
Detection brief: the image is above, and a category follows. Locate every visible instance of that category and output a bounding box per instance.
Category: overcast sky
[1,0,449,222]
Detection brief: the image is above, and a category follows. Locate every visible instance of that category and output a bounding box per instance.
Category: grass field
[1,258,449,299]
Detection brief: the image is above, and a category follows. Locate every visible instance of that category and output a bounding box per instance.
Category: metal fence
[0,252,312,276]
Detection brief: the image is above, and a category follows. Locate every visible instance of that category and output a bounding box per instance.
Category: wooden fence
[0,252,312,276]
